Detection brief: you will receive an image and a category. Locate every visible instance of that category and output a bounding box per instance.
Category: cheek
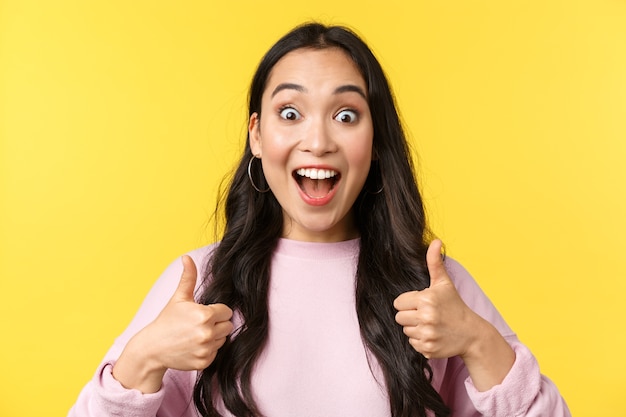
[258,128,294,185]
[260,140,290,166]
[259,117,300,147]
[347,133,374,171]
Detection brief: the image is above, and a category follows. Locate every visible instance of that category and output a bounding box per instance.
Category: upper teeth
[296,168,337,180]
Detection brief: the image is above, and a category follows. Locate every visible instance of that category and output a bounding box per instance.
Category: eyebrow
[333,84,367,100]
[271,83,307,97]
[270,83,368,100]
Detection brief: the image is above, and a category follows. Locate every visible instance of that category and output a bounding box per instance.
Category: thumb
[426,239,449,287]
[172,255,198,302]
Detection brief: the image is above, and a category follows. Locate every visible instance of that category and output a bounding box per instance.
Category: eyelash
[277,106,360,123]
[278,106,301,121]
[334,109,359,123]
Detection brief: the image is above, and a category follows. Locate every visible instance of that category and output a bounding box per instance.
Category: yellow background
[1,1,625,416]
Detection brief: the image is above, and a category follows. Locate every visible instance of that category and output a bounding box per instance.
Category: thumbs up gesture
[393,240,482,360]
[149,255,233,369]
[112,255,234,393]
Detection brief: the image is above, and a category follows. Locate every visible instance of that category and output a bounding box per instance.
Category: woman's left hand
[394,239,486,360]
[394,239,516,391]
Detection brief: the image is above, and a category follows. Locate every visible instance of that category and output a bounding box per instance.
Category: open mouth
[293,168,340,199]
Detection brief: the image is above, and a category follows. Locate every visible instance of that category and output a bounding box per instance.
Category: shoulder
[111,243,220,346]
[443,256,515,339]
[156,243,218,284]
[442,256,484,298]
[133,243,219,311]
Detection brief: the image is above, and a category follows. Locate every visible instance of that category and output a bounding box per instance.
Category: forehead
[264,47,366,93]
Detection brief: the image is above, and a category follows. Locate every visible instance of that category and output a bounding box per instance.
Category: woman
[69,22,570,417]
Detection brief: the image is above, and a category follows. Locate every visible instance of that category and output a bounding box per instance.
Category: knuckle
[420,327,436,340]
[420,310,438,326]
[200,309,216,323]
[190,307,208,323]
[203,328,216,343]
[192,327,214,344]
[207,303,227,316]
[193,352,216,370]
[195,347,214,363]
[422,341,437,356]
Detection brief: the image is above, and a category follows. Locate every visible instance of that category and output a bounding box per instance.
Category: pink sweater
[69,238,570,416]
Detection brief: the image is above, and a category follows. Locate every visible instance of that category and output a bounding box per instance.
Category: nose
[299,118,338,156]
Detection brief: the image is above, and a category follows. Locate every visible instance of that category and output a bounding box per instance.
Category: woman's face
[249,47,374,242]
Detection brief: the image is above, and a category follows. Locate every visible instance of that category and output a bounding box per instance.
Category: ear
[249,112,262,157]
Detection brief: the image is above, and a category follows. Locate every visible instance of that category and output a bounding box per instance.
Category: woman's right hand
[112,255,234,393]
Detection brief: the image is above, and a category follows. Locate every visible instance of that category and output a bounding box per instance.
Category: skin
[112,46,514,395]
[394,239,516,391]
[112,255,233,393]
[249,47,374,243]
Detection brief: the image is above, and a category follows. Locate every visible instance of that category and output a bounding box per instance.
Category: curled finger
[395,310,420,326]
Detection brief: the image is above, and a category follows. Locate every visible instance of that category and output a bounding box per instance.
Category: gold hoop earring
[247,155,270,193]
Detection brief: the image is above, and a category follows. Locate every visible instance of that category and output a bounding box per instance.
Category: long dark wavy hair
[193,22,450,417]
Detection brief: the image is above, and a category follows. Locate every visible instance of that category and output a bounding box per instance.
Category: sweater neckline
[274,238,360,260]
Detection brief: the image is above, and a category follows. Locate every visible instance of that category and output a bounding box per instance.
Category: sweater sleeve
[68,246,213,417]
[443,258,571,417]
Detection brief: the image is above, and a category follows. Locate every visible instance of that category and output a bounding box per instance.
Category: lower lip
[296,181,339,206]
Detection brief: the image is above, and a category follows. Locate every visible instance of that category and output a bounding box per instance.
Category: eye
[279,107,301,121]
[334,109,358,123]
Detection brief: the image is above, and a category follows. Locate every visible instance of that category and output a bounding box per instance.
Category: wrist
[461,315,496,362]
[112,332,167,393]
[460,317,515,391]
